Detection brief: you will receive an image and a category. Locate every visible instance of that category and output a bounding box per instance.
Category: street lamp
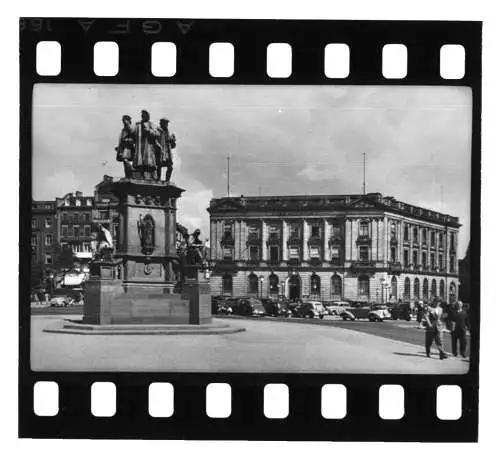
[380,277,387,305]
[259,275,264,298]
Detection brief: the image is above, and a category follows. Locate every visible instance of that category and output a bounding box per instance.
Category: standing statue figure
[115,115,135,178]
[91,223,114,260]
[186,228,204,265]
[133,110,157,179]
[137,214,156,255]
[155,118,177,182]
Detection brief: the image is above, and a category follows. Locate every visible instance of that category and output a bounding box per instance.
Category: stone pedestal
[81,178,214,327]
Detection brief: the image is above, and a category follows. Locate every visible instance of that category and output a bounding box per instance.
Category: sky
[32,84,472,257]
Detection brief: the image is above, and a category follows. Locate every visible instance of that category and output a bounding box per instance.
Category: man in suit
[423,300,448,360]
[451,301,469,358]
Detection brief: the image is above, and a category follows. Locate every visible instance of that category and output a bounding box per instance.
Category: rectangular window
[223,246,233,260]
[289,246,300,259]
[422,228,427,244]
[332,225,341,237]
[61,225,68,237]
[84,226,91,237]
[413,227,418,243]
[310,246,320,259]
[413,250,418,266]
[249,245,260,261]
[80,226,85,237]
[31,218,37,229]
[45,218,52,228]
[311,225,320,238]
[403,250,409,267]
[330,247,340,259]
[430,253,435,268]
[31,234,37,246]
[224,222,232,234]
[359,246,369,261]
[73,225,79,237]
[422,252,427,267]
[390,247,397,263]
[403,225,409,241]
[62,213,68,223]
[438,232,443,248]
[290,223,301,238]
[270,245,280,262]
[45,254,53,265]
[73,213,79,224]
[45,234,53,246]
[431,231,436,247]
[360,222,369,236]
[439,254,443,270]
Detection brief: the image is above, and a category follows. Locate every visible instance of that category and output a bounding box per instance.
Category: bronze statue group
[116,110,177,182]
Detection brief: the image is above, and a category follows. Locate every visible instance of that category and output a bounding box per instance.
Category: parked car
[340,303,389,322]
[232,298,267,317]
[390,302,412,321]
[295,301,327,319]
[324,301,351,316]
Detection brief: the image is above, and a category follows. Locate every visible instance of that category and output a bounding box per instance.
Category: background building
[31,200,57,286]
[207,192,460,303]
[94,176,120,247]
[55,191,94,260]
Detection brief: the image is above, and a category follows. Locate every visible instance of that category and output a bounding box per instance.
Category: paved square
[31,316,468,374]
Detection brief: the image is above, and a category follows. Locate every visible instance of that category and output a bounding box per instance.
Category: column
[377,219,383,261]
[234,220,241,260]
[322,218,329,262]
[302,218,308,261]
[384,216,389,264]
[371,218,377,262]
[261,219,266,261]
[282,219,287,261]
[345,218,352,261]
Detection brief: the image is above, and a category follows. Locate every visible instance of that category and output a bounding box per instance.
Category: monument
[48,110,244,335]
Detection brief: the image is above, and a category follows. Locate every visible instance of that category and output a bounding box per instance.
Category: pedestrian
[422,300,448,359]
[450,301,469,358]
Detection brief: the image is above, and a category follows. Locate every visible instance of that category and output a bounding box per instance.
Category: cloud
[35,170,82,200]
[32,84,472,257]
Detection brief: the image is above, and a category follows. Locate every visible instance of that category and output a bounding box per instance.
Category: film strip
[20,18,481,441]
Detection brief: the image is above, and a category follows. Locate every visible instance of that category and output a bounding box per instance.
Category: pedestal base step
[43,319,246,336]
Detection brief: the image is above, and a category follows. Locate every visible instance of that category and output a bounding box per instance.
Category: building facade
[31,200,58,284]
[56,191,94,259]
[207,192,460,304]
[94,176,120,247]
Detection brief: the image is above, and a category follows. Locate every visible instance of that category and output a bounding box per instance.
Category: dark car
[295,301,327,319]
[232,298,267,317]
[390,302,412,321]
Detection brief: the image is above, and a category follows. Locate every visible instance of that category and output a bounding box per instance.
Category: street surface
[31,313,469,374]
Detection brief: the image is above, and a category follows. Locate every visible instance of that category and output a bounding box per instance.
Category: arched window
[414,278,420,299]
[449,282,457,303]
[439,279,445,299]
[423,278,429,299]
[404,277,411,300]
[310,274,321,297]
[222,274,233,296]
[331,274,342,296]
[431,279,437,297]
[391,276,398,300]
[269,273,279,295]
[248,273,258,295]
[358,275,370,298]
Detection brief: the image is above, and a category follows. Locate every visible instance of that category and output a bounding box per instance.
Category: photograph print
[30,83,471,374]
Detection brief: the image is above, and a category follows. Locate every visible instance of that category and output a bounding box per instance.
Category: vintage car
[340,303,390,322]
[324,301,351,316]
[295,301,327,319]
[232,298,267,317]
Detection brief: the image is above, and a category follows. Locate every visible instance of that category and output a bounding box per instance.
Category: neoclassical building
[207,192,460,304]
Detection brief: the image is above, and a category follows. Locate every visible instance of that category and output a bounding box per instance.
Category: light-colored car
[296,301,327,319]
[325,301,351,316]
